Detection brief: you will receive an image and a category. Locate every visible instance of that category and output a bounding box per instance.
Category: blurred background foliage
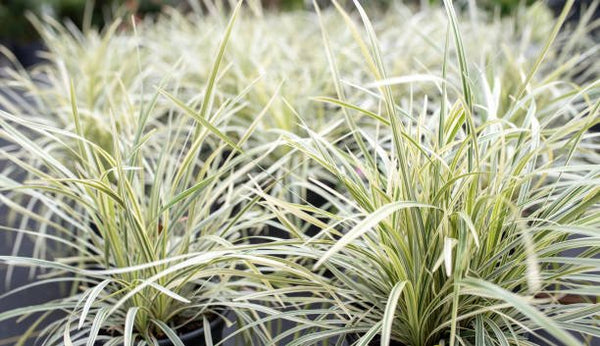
[0,0,549,42]
[0,0,175,42]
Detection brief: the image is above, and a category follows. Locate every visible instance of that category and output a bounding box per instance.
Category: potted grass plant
[257,0,600,345]
[0,2,323,345]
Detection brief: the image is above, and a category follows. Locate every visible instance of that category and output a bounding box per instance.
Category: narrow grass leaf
[381,281,407,346]
[314,202,438,268]
[462,278,581,346]
[152,320,185,346]
[78,279,110,329]
[124,307,139,346]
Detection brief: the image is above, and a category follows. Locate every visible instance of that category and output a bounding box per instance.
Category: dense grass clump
[0,0,598,345]
[261,1,600,345]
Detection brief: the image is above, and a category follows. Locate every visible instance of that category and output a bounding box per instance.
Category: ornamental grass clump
[0,3,319,345]
[266,1,600,345]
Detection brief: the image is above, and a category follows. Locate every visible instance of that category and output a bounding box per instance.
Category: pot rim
[156,313,226,346]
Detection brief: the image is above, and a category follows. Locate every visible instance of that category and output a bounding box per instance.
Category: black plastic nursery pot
[94,314,225,346]
[155,316,226,346]
[345,333,406,346]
